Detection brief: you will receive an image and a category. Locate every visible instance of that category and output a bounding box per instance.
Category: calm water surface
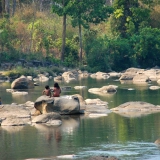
[0,77,160,160]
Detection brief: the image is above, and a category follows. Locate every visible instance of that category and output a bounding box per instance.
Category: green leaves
[111,0,150,37]
[131,27,160,68]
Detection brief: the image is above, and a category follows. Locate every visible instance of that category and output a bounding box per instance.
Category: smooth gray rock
[11,75,34,89]
[0,104,31,119]
[32,112,61,124]
[85,105,111,114]
[34,95,80,115]
[111,101,160,117]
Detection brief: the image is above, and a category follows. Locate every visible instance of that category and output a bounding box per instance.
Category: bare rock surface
[85,104,111,114]
[155,138,160,145]
[0,104,31,119]
[34,95,80,115]
[111,101,160,117]
[133,74,150,83]
[88,85,117,95]
[32,112,61,124]
[11,75,34,89]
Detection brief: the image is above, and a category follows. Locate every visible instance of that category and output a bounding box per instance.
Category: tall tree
[66,0,113,62]
[12,0,16,16]
[52,0,70,62]
[111,0,151,37]
[5,0,10,15]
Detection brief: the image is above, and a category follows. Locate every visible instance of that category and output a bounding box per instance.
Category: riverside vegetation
[0,0,160,75]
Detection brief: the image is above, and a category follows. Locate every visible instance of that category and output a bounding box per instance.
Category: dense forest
[0,0,160,72]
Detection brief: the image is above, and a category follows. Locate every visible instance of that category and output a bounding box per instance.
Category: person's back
[53,83,61,97]
[42,85,51,97]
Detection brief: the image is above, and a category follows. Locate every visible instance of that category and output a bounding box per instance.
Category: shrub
[131,27,160,68]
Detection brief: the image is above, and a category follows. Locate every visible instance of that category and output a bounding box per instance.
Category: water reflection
[1,77,160,159]
[89,91,116,98]
[61,115,80,134]
[1,126,24,133]
[12,93,29,103]
[33,123,62,143]
[33,115,80,144]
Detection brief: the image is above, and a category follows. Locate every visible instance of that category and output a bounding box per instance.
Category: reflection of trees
[108,112,160,143]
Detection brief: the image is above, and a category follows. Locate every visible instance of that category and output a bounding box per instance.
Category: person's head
[45,85,50,89]
[54,82,60,89]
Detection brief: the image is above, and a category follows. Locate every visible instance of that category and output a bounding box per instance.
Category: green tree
[111,0,150,37]
[131,27,160,68]
[52,0,70,62]
[66,0,113,63]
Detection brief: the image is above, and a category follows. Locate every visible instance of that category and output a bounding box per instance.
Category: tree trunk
[12,0,16,16]
[40,0,43,12]
[78,22,83,63]
[61,14,66,62]
[5,0,10,15]
[28,0,36,53]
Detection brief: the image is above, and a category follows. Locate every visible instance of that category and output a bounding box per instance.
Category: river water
[0,77,160,160]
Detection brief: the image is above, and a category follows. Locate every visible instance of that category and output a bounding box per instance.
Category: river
[0,77,160,160]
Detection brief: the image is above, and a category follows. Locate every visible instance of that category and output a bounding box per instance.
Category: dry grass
[150,5,160,28]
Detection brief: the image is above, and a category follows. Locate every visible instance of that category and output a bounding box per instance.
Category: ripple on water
[76,141,160,160]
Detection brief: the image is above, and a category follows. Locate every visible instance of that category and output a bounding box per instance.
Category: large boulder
[88,85,117,95]
[143,69,157,81]
[62,71,77,82]
[11,75,34,89]
[95,71,109,79]
[119,67,144,80]
[133,74,150,83]
[111,101,160,117]
[34,95,80,115]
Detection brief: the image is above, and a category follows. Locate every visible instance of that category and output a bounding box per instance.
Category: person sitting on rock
[42,85,52,97]
[52,82,61,97]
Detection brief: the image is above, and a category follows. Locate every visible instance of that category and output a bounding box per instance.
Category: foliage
[107,38,136,71]
[3,66,37,77]
[54,38,79,67]
[3,65,63,78]
[65,0,113,28]
[150,5,160,28]
[0,18,16,52]
[1,1,160,72]
[131,27,160,68]
[84,33,110,72]
[110,0,150,38]
[84,30,136,72]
